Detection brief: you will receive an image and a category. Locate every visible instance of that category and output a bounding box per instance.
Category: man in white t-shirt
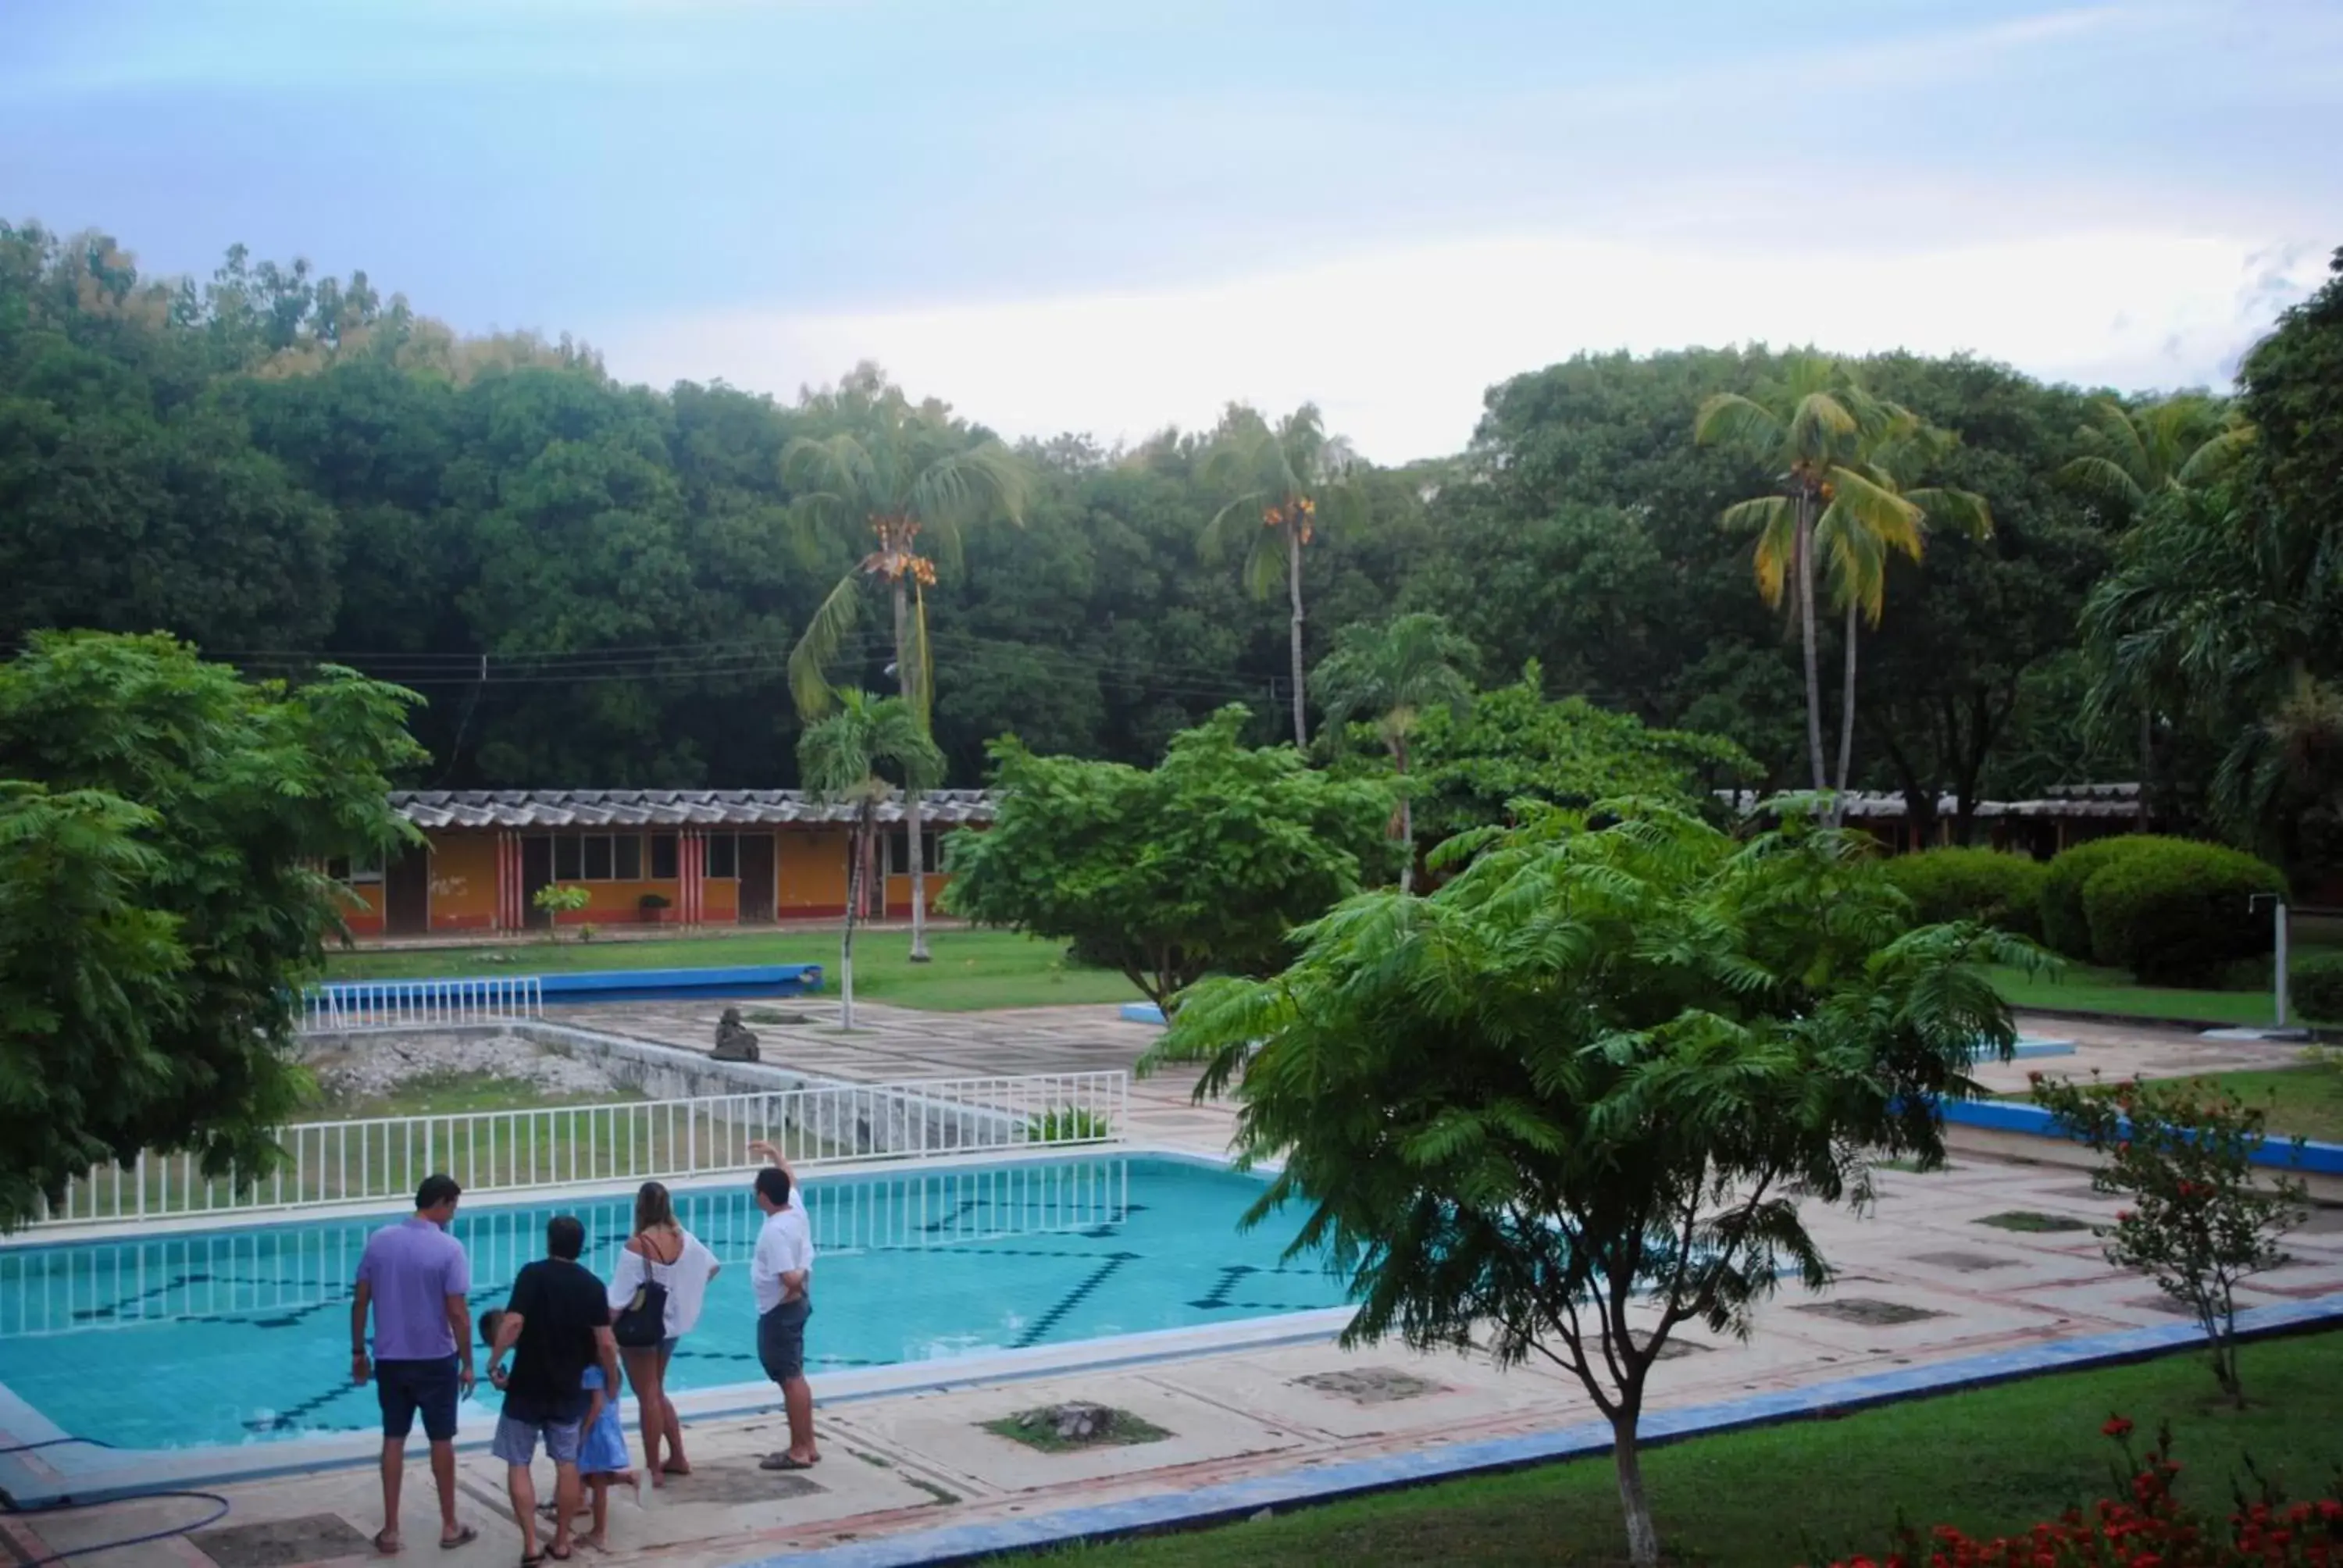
[747,1140,818,1471]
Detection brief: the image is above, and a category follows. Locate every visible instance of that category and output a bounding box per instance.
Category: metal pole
[2253,893,2289,1029]
[2275,898,2290,1028]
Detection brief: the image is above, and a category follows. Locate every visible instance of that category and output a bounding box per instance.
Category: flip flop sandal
[374,1531,401,1556]
[759,1452,814,1471]
[440,1525,480,1551]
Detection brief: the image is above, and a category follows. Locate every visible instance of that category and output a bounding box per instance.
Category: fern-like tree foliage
[1148,802,2029,1567]
[0,633,424,1230]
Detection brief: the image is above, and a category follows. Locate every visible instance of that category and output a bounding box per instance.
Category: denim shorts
[375,1356,461,1443]
[490,1412,583,1467]
[757,1297,811,1384]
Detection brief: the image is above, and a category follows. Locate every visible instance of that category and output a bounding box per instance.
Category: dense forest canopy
[4,219,2336,876]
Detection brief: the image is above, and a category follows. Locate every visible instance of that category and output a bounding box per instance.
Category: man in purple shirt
[352,1174,478,1554]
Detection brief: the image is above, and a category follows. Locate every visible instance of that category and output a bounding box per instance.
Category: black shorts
[758,1298,811,1384]
[376,1355,462,1443]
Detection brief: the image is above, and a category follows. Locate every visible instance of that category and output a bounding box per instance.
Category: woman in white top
[608,1180,719,1483]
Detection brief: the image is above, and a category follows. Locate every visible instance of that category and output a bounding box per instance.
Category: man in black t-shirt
[483,1215,618,1566]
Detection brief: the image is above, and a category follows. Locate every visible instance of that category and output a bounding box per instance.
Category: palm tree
[795,690,943,1031]
[783,403,1029,962]
[2059,394,2252,511]
[1694,358,1911,796]
[1309,612,1477,893]
[2059,394,2255,825]
[1813,419,1993,805]
[1200,404,1368,749]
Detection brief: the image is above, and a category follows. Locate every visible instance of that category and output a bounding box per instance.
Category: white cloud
[603,228,2325,463]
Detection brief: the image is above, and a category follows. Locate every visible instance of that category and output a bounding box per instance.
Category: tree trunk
[1395,735,1414,896]
[840,804,866,1032]
[2137,704,2152,830]
[1796,493,1827,794]
[893,578,931,963]
[1286,524,1309,750]
[1612,1411,1661,1568]
[1831,596,1859,826]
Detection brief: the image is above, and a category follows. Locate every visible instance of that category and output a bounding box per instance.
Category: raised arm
[747,1139,796,1185]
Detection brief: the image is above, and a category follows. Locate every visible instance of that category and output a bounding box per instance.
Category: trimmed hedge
[2078,839,2287,985]
[1882,848,2046,940]
[2295,953,2343,1023]
[2040,835,2179,960]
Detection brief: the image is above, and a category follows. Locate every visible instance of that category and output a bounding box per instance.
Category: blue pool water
[0,1156,1348,1453]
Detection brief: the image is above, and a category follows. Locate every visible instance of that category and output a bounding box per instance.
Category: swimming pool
[0,1155,1348,1453]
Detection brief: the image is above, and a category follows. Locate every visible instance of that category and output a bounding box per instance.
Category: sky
[2,0,2336,461]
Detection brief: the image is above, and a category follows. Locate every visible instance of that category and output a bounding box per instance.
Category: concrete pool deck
[5,1004,2336,1567]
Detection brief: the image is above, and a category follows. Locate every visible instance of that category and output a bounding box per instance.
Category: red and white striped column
[678,829,704,928]
[494,831,524,932]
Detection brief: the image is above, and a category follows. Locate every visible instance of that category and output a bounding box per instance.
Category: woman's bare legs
[620,1346,664,1482]
[657,1343,688,1475]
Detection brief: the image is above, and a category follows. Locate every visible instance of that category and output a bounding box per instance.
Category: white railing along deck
[302,975,545,1033]
[0,1158,1132,1338]
[19,1071,1129,1232]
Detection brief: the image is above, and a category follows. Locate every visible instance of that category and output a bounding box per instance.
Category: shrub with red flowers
[2029,1072,2309,1404]
[1807,1418,2343,1566]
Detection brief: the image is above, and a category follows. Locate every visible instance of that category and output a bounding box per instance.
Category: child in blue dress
[483,1309,639,1551]
[572,1360,640,1549]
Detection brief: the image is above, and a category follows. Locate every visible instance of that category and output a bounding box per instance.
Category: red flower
[2102,1415,2135,1439]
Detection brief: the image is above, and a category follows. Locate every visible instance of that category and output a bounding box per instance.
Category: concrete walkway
[8,1007,2335,1568]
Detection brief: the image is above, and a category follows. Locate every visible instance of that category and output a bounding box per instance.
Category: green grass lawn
[1009,1332,2343,1567]
[292,1067,648,1122]
[323,928,1143,1012]
[1988,961,2293,1027]
[2005,1064,2343,1145]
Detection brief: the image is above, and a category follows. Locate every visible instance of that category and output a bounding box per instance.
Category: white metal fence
[16,1071,1129,1231]
[301,975,545,1033]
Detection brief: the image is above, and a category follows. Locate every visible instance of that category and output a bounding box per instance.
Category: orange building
[334,788,993,937]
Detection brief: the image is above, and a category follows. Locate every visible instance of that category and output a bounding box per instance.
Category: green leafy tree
[1696,358,1916,794]
[530,882,591,941]
[2030,1073,2307,1405]
[1148,802,2025,1566]
[943,706,1396,1015]
[784,377,1029,961]
[1401,662,1759,843]
[1199,404,1368,750]
[0,633,423,1230]
[1309,611,1477,892]
[795,690,943,1029]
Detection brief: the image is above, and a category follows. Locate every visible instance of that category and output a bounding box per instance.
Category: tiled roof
[389,788,997,830]
[1716,788,2142,821]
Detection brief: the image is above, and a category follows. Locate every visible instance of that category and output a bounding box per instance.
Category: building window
[553,836,583,881]
[649,833,679,880]
[706,832,738,879]
[615,834,643,880]
[326,852,383,885]
[582,835,613,881]
[888,828,941,875]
